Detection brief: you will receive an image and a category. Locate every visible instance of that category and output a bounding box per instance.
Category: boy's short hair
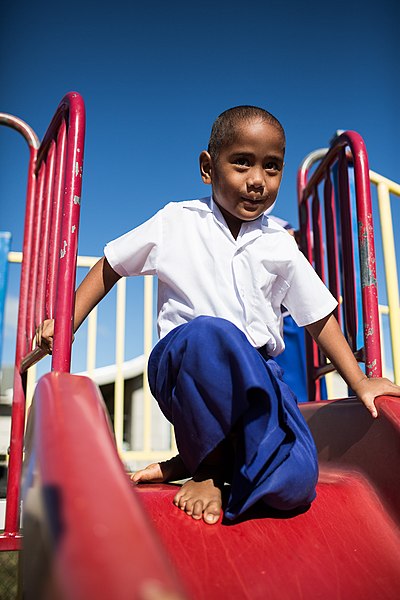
[208,105,285,160]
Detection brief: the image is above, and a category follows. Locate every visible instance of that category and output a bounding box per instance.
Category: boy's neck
[213,200,242,240]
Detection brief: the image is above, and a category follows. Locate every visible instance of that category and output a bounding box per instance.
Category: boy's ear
[199,150,213,185]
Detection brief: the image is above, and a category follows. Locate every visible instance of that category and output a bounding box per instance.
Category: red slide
[22,371,400,599]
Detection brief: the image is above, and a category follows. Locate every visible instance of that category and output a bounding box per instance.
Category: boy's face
[200,119,285,237]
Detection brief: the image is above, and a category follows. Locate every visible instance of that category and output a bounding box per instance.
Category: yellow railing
[5,168,399,466]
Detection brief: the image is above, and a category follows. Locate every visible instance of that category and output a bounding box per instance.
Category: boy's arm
[306,313,400,418]
[36,256,121,354]
[73,256,121,331]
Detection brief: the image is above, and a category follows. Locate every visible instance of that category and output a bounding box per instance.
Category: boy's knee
[263,453,318,511]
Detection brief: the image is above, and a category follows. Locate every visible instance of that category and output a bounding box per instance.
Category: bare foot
[130,454,190,484]
[173,469,223,525]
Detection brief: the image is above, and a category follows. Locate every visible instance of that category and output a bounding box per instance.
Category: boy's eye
[234,157,250,166]
[265,162,279,171]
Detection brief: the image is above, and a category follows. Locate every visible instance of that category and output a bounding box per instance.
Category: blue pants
[148,316,318,520]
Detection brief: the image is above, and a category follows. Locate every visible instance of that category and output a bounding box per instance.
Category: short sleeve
[104,210,162,277]
[283,251,338,326]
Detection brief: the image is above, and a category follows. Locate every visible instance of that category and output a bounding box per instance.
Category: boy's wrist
[351,375,369,394]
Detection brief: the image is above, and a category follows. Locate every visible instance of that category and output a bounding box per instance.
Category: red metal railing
[0,92,85,550]
[297,131,382,402]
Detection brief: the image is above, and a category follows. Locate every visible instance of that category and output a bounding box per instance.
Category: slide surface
[24,373,400,599]
[137,470,400,599]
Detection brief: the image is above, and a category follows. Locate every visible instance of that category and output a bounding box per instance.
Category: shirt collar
[182,195,272,246]
[211,195,267,246]
[181,196,213,212]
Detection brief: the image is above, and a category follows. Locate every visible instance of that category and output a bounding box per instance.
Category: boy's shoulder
[261,214,295,240]
[258,215,299,258]
[262,215,290,232]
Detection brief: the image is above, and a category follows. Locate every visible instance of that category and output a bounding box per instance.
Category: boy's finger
[366,400,378,419]
[36,325,42,348]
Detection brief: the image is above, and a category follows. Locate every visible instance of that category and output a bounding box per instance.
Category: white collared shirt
[104,197,337,356]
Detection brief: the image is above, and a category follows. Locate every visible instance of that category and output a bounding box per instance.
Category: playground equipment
[1,94,400,598]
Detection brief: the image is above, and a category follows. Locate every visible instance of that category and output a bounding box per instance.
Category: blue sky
[1,0,399,373]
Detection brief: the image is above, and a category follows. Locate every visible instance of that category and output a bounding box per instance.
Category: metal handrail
[299,151,400,386]
[298,131,382,401]
[0,93,86,549]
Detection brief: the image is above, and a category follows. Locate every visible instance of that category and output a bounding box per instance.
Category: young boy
[37,106,400,526]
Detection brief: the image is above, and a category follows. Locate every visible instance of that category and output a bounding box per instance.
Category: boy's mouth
[241,196,267,205]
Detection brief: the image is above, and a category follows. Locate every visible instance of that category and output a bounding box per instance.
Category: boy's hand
[35,319,55,355]
[352,376,400,419]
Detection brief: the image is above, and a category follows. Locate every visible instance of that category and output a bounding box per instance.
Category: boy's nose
[247,168,265,191]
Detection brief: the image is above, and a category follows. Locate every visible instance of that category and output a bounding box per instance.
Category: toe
[130,469,145,483]
[174,491,187,511]
[203,501,221,525]
[129,462,163,483]
[191,500,204,520]
[184,498,195,515]
[173,489,182,505]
